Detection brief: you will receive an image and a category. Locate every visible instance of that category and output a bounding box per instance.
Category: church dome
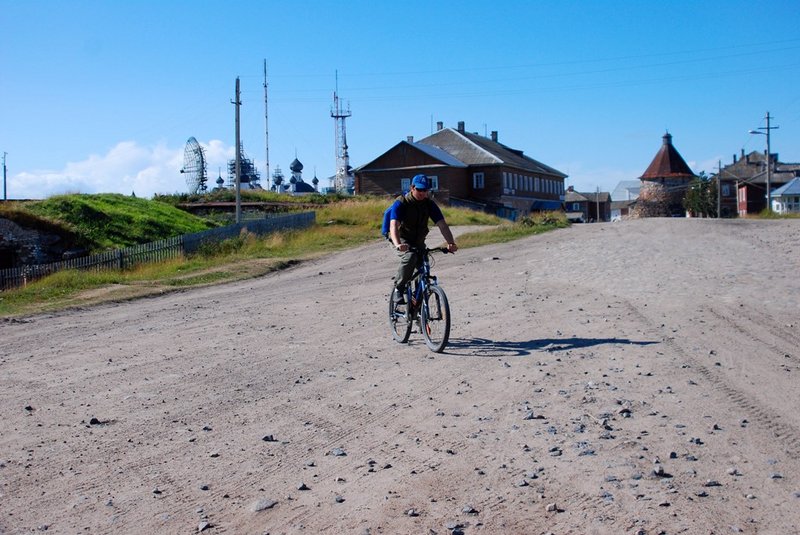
[290,158,304,172]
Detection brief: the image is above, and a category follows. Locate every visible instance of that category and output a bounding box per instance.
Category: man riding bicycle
[388,174,458,304]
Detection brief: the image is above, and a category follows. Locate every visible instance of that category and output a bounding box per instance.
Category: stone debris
[251,498,278,512]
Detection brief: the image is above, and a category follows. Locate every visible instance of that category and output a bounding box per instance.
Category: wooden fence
[0,211,314,291]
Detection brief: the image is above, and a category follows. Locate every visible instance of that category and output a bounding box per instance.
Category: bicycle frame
[406,247,446,316]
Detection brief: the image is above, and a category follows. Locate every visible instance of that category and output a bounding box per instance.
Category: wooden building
[355,121,567,220]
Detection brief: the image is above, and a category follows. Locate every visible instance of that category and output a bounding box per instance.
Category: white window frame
[401,178,410,192]
[428,175,439,190]
[473,172,485,189]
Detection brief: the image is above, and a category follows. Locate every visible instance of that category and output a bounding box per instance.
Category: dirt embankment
[1,218,798,534]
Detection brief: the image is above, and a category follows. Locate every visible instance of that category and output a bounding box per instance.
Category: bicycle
[388,247,451,353]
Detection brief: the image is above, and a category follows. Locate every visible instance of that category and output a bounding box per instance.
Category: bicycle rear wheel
[389,286,412,343]
[421,285,450,352]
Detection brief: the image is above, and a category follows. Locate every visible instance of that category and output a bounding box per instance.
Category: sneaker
[393,287,406,305]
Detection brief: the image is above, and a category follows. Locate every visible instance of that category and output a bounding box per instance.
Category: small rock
[704,480,722,487]
[89,417,102,425]
[770,473,784,479]
[198,521,211,532]
[545,502,557,512]
[262,434,276,442]
[335,496,345,503]
[298,483,310,491]
[330,448,347,457]
[406,508,419,517]
[251,499,278,511]
[462,505,479,515]
[199,484,209,491]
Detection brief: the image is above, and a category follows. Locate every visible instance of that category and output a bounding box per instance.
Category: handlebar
[408,246,451,255]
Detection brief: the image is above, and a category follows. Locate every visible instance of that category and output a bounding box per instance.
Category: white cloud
[8,140,234,199]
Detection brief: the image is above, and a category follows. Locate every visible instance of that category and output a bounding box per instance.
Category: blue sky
[2,0,799,199]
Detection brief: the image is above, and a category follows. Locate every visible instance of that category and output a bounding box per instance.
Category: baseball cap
[411,174,429,190]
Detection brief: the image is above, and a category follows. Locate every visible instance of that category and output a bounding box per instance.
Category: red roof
[640,132,695,180]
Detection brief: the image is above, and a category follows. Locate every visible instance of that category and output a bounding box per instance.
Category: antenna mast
[331,71,353,194]
[263,59,270,184]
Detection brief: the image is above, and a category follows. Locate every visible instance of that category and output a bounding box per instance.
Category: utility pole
[2,152,7,201]
[263,59,270,185]
[750,112,779,213]
[233,77,242,224]
[717,159,722,218]
[596,186,600,222]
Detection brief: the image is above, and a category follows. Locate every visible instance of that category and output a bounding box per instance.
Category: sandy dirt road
[1,218,799,535]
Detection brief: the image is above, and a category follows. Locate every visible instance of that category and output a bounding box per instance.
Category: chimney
[491,130,498,142]
[733,153,737,164]
[436,121,443,131]
[662,132,673,145]
[457,121,465,133]
[567,185,574,192]
[407,136,414,143]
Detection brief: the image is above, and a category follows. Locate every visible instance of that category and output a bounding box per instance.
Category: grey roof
[772,176,800,197]
[565,190,590,202]
[566,190,610,203]
[412,142,467,167]
[418,128,567,178]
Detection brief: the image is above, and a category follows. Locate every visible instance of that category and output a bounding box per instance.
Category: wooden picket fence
[0,211,315,291]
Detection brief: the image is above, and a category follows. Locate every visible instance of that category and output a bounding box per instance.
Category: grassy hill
[16,193,217,251]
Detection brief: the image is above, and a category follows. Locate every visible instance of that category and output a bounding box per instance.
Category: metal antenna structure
[180,137,208,194]
[331,71,353,194]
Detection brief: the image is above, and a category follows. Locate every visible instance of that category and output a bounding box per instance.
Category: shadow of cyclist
[443,337,659,357]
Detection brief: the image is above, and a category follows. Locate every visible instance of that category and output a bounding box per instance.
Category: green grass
[0,196,567,317]
[22,193,216,250]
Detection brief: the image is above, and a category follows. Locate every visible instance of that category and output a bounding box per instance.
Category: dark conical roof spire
[640,131,695,180]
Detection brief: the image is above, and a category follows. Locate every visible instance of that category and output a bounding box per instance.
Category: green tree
[683,171,718,218]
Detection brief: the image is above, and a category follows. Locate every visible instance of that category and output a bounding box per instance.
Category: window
[572,203,580,211]
[401,178,410,192]
[473,172,485,189]
[722,184,730,196]
[503,172,509,189]
[535,176,540,192]
[428,175,439,190]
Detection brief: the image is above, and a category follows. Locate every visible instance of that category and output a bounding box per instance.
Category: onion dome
[290,158,303,173]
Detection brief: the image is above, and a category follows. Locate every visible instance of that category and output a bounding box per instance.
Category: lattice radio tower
[331,72,353,194]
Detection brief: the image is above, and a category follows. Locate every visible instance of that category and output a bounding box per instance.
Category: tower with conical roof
[632,132,696,217]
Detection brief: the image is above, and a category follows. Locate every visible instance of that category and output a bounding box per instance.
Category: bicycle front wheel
[421,285,450,352]
[389,286,412,343]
